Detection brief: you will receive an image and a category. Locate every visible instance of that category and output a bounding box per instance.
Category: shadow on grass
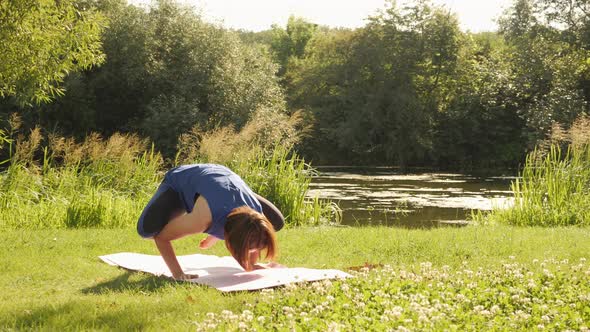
[82,271,177,294]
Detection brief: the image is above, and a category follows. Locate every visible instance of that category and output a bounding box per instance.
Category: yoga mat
[99,252,351,292]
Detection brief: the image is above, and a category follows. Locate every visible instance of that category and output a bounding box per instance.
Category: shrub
[476,114,590,226]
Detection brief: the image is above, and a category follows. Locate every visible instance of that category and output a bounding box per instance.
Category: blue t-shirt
[163,164,262,240]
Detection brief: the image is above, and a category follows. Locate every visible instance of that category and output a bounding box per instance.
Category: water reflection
[307,167,515,228]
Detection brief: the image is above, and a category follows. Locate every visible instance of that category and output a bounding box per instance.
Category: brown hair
[224,206,278,271]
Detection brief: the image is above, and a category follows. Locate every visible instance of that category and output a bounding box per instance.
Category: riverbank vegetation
[0,112,337,229]
[476,114,590,226]
[2,0,590,169]
[1,226,589,330]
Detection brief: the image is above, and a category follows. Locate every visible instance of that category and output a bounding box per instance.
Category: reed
[0,112,338,229]
[476,143,590,226]
[231,146,341,227]
[0,125,162,229]
[176,108,341,227]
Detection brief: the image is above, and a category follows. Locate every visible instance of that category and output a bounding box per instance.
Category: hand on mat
[199,235,219,249]
[253,262,286,270]
[173,272,199,281]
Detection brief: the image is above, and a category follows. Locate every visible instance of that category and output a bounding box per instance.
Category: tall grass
[0,127,162,229]
[476,114,590,226]
[0,110,339,229]
[176,109,341,226]
[231,147,341,226]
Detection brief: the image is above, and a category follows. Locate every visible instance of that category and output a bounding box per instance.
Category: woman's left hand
[252,262,286,270]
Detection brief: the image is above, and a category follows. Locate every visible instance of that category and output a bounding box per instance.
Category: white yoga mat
[99,252,351,292]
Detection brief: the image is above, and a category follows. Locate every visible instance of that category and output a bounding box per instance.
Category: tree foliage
[37,0,285,154]
[0,0,106,105]
[3,0,590,169]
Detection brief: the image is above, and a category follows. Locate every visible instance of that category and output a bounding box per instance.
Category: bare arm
[154,236,186,278]
[154,196,212,279]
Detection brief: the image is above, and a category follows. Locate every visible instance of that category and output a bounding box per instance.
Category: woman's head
[224,206,278,271]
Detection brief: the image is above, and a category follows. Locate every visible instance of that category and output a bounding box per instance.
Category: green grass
[1,225,589,330]
[476,144,590,226]
[0,131,338,229]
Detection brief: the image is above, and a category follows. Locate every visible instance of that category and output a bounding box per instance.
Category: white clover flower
[542,269,554,278]
[238,322,247,330]
[257,316,266,323]
[206,312,215,319]
[420,262,433,269]
[541,315,551,322]
[513,310,531,321]
[537,324,545,329]
[241,311,253,322]
[533,259,539,264]
[480,310,492,317]
[580,257,587,263]
[327,321,342,332]
[509,256,516,260]
[456,294,467,302]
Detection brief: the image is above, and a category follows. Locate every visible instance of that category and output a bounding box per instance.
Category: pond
[308,167,516,228]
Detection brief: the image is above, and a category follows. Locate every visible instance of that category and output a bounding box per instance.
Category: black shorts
[136,184,185,238]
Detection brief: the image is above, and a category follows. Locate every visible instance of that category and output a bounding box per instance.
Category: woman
[137,164,285,280]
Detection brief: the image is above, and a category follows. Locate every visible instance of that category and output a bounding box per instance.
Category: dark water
[308,167,516,228]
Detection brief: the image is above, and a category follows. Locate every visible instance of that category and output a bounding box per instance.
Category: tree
[288,1,462,167]
[498,0,590,147]
[270,16,318,76]
[0,0,106,105]
[39,0,286,155]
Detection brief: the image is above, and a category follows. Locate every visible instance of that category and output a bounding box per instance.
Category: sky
[129,0,515,33]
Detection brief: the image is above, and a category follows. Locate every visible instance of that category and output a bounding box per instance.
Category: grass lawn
[1,225,589,330]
